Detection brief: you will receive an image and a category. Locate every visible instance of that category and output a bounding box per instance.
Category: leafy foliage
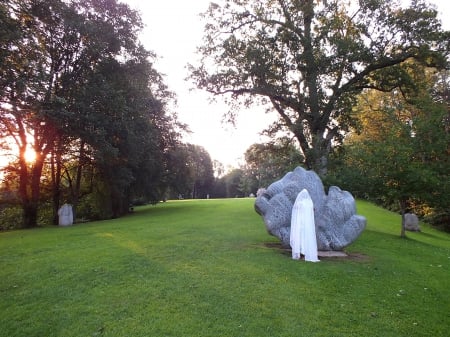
[328,72,450,232]
[214,168,246,198]
[242,137,304,191]
[0,0,180,226]
[166,144,215,199]
[189,0,450,175]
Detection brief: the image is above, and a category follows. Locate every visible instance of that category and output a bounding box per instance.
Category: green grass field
[0,198,448,337]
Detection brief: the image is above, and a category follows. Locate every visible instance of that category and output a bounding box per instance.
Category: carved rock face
[255,167,366,251]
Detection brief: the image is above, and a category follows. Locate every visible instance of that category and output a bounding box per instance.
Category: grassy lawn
[0,198,449,337]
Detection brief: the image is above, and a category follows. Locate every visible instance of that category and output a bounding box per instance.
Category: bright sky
[123,0,450,169]
[123,0,278,169]
[1,1,447,173]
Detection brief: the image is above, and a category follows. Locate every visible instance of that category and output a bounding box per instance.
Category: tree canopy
[189,0,450,176]
[328,66,450,233]
[166,143,215,199]
[0,0,181,227]
[243,137,303,191]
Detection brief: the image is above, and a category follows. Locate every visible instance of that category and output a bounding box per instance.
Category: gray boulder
[255,167,366,251]
[404,213,420,232]
[58,203,73,226]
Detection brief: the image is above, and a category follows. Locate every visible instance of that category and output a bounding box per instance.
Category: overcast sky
[123,0,450,169]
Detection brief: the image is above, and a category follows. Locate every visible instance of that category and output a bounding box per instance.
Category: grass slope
[0,199,448,337]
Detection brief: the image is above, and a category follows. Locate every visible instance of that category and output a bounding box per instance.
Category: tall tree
[0,0,177,226]
[217,168,245,198]
[168,144,215,199]
[330,82,449,235]
[243,137,303,191]
[74,57,172,217]
[189,0,450,176]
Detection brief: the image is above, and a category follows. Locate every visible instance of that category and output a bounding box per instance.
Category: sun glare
[24,148,36,163]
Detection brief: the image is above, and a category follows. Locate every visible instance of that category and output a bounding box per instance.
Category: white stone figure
[290,189,320,262]
[58,203,73,226]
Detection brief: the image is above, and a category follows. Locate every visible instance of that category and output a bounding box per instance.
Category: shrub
[0,206,22,230]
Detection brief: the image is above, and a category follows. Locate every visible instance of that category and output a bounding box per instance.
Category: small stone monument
[404,213,420,232]
[255,167,366,251]
[58,203,73,226]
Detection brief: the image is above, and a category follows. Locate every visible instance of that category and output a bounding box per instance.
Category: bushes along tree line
[0,0,182,228]
[1,0,449,230]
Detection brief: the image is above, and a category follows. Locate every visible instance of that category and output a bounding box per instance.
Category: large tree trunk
[18,163,30,228]
[297,131,330,177]
[22,201,38,229]
[51,145,62,226]
[399,199,407,238]
[297,1,330,177]
[71,141,86,223]
[311,135,330,177]
[110,191,129,218]
[20,157,45,228]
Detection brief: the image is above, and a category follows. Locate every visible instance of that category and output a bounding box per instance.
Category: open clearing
[0,199,448,337]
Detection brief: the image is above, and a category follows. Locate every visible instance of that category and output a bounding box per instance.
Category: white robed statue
[290,189,320,262]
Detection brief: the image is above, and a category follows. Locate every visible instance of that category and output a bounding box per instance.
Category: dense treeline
[188,0,449,230]
[231,68,450,230]
[189,0,449,177]
[0,0,185,228]
[1,0,449,232]
[327,68,450,231]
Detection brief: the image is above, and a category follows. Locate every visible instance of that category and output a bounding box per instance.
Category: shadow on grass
[132,200,214,216]
[411,228,450,244]
[262,241,371,262]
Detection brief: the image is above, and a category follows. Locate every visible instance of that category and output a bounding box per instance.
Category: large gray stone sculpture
[255,167,366,251]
